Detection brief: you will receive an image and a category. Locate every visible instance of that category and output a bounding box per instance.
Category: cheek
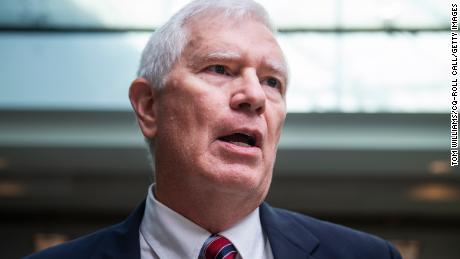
[155,98,197,152]
[156,90,225,149]
[194,87,229,122]
[268,104,287,138]
[262,108,285,164]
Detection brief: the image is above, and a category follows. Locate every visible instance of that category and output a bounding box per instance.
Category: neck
[154,175,265,233]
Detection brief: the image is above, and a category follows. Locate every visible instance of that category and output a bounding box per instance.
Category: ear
[129,77,158,138]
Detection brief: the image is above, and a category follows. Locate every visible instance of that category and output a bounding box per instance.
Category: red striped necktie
[200,234,238,259]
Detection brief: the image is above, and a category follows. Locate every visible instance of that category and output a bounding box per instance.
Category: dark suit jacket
[24,201,402,259]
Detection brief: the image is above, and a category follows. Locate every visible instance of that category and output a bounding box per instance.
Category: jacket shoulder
[23,222,124,259]
[23,200,145,259]
[267,206,401,259]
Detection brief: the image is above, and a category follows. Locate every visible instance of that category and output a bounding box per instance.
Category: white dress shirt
[139,184,274,259]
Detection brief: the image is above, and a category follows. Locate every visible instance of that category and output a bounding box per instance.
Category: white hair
[137,0,275,88]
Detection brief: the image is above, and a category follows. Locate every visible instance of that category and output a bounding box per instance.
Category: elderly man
[26,0,402,259]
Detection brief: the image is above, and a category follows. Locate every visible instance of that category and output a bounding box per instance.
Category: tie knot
[200,235,238,259]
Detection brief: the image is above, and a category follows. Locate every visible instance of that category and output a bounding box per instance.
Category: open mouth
[218,133,257,147]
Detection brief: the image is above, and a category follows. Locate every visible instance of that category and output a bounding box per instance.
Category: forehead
[182,17,287,75]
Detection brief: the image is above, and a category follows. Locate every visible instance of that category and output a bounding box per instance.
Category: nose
[230,70,266,115]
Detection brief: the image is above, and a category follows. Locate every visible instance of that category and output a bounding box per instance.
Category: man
[26,0,402,258]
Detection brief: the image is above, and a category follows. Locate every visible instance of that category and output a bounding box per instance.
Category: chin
[205,164,270,193]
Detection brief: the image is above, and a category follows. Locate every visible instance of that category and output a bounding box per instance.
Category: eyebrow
[206,50,242,60]
[263,58,289,84]
[189,50,242,66]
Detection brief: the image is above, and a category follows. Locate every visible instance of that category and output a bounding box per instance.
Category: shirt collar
[140,184,267,259]
[140,185,210,258]
[220,205,266,259]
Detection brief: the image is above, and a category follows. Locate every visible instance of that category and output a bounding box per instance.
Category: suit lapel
[260,203,319,259]
[94,200,146,259]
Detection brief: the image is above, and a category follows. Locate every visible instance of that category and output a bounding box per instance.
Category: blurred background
[0,0,457,258]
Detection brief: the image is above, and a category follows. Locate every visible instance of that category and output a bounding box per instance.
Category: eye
[263,77,282,90]
[207,65,230,76]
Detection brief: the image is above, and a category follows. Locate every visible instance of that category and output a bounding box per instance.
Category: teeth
[230,141,251,147]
